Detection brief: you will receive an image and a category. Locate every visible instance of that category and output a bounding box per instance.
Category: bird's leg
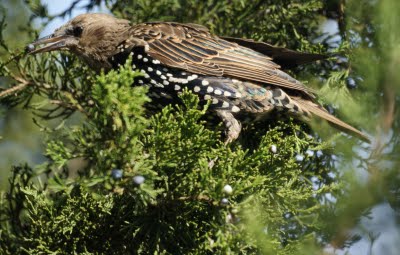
[208,109,241,169]
[215,109,242,144]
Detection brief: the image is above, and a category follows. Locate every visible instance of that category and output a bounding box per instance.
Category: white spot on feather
[169,77,188,84]
[188,74,198,81]
[224,91,232,97]
[232,106,240,112]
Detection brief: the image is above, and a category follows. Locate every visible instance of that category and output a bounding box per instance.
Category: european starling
[28,13,369,143]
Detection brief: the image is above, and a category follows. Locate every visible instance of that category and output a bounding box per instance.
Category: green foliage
[2,0,399,254]
[0,58,337,253]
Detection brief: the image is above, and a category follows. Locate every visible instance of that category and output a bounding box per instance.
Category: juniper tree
[1,0,399,254]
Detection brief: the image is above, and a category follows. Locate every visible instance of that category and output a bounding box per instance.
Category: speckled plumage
[28,13,369,143]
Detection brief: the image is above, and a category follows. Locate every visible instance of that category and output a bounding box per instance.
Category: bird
[27,13,369,143]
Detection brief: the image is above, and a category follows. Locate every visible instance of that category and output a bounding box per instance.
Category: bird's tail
[290,96,370,143]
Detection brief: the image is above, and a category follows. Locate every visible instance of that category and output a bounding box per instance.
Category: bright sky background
[40,0,108,37]
[38,1,400,254]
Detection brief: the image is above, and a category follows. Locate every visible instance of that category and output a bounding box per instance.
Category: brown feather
[291,97,370,142]
[130,22,315,97]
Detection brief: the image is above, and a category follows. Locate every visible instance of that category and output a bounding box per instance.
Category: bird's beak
[27,33,71,54]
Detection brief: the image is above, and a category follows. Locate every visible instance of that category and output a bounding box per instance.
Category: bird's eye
[72,26,83,37]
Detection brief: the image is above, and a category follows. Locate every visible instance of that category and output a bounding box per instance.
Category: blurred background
[1,0,399,254]
[0,0,108,189]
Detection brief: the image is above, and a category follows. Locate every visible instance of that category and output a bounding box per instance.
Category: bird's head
[28,13,132,71]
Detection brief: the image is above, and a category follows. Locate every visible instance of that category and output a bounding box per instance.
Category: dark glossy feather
[221,36,328,68]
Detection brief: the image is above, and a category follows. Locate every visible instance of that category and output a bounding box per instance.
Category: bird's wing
[130,22,315,96]
[221,36,328,69]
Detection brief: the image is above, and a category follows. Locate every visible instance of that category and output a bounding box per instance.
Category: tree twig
[0,82,29,98]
